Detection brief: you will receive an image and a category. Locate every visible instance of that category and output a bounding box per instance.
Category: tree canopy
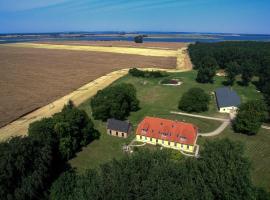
[134,35,143,43]
[0,101,98,200]
[50,139,269,200]
[129,68,166,78]
[91,83,140,121]
[233,100,268,135]
[195,56,217,83]
[178,87,210,112]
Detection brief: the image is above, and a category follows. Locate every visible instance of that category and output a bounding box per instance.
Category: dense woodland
[0,102,98,200]
[50,139,270,200]
[189,42,270,131]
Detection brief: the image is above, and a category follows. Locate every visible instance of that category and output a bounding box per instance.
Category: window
[116,132,118,136]
[122,133,124,137]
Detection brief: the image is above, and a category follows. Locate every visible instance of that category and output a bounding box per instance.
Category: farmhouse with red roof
[136,117,198,153]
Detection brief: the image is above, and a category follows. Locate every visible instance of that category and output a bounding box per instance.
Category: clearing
[69,70,270,192]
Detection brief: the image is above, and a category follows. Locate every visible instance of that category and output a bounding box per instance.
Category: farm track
[0,42,192,141]
[0,67,188,141]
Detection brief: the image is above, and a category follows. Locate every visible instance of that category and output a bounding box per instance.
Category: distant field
[38,40,189,50]
[0,44,176,128]
[5,43,178,57]
[70,71,270,192]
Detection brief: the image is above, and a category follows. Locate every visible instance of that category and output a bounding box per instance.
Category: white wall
[219,106,238,113]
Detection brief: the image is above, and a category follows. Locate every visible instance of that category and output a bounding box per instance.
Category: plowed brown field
[0,44,177,128]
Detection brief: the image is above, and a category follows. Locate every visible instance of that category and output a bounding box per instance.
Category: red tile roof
[136,117,198,145]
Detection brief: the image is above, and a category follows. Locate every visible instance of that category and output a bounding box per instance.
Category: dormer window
[180,136,187,142]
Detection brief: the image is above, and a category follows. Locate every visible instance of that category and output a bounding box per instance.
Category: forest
[50,139,270,200]
[189,41,270,122]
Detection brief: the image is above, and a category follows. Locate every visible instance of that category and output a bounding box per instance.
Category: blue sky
[0,0,269,34]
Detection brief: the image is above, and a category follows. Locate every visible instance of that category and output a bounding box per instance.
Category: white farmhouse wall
[219,106,238,113]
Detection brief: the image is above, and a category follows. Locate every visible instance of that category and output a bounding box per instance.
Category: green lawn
[69,70,270,191]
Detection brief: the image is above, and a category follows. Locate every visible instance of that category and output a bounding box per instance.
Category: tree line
[188,41,270,134]
[0,101,99,200]
[189,41,270,86]
[50,139,270,200]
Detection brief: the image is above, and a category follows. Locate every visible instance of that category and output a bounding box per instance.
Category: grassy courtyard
[69,70,270,191]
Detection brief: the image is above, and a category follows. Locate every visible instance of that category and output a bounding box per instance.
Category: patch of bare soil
[0,46,176,128]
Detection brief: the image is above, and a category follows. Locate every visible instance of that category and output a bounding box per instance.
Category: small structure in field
[215,87,241,113]
[136,117,198,153]
[160,78,182,86]
[107,118,132,138]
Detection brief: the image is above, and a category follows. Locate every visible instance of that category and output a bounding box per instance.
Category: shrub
[91,83,140,121]
[129,68,166,78]
[178,88,210,112]
[233,100,268,135]
[134,35,143,43]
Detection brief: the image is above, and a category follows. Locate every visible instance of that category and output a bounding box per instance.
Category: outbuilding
[215,87,241,113]
[107,118,132,138]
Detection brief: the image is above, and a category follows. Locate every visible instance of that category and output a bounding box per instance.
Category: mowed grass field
[70,69,270,192]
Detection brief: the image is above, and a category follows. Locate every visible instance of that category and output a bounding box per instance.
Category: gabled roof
[215,87,241,108]
[107,118,131,133]
[136,117,198,145]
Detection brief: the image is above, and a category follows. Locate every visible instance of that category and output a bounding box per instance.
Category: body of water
[0,32,270,44]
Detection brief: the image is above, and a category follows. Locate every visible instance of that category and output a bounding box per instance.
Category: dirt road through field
[0,68,188,141]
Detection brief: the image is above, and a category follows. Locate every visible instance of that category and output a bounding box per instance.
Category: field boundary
[2,43,179,57]
[0,67,189,141]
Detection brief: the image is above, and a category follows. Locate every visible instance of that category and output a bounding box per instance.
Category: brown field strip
[4,43,178,57]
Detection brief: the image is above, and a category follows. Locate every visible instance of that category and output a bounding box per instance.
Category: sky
[0,0,269,34]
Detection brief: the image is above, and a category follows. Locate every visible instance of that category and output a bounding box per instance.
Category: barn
[107,118,132,138]
[215,87,241,113]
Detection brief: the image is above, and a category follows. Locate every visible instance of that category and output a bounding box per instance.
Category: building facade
[107,118,132,138]
[136,117,198,153]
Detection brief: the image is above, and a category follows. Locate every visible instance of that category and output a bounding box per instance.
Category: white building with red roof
[136,117,198,153]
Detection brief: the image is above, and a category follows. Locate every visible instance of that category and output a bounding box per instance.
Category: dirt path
[198,121,231,136]
[0,68,188,141]
[170,111,231,137]
[0,69,128,141]
[170,111,229,122]
[176,47,193,71]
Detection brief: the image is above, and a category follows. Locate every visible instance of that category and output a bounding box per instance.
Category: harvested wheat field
[38,40,189,50]
[5,43,178,57]
[0,44,177,130]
